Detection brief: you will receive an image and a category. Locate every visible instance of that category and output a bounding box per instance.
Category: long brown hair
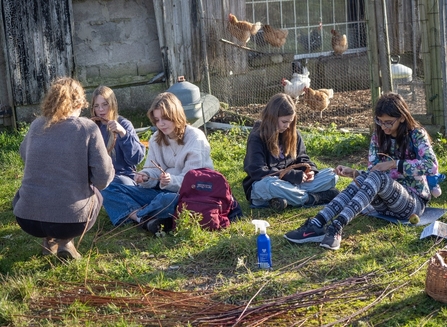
[40,77,88,128]
[375,92,423,159]
[147,92,188,145]
[259,93,297,158]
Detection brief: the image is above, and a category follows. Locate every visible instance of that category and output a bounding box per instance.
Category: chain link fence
[199,1,428,133]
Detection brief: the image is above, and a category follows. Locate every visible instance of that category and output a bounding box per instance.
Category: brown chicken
[262,24,288,47]
[227,13,261,46]
[331,29,348,55]
[303,87,334,118]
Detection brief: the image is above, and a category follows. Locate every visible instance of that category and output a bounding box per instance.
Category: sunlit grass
[0,125,446,326]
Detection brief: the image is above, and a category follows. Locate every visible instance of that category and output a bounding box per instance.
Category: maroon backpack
[175,168,234,230]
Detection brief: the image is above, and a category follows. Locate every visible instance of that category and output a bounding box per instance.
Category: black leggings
[15,186,102,239]
[15,218,92,239]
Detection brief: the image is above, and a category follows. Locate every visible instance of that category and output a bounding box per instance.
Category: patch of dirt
[211,89,373,131]
[210,86,426,132]
[209,87,426,166]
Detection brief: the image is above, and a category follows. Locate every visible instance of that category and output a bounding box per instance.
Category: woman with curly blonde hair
[13,77,114,259]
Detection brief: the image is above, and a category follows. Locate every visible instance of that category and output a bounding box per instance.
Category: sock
[332,215,348,232]
[332,219,343,232]
[311,214,327,228]
[337,215,348,228]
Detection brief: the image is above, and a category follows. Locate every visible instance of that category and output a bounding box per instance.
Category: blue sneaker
[284,219,325,244]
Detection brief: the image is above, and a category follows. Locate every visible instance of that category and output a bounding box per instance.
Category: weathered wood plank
[2,0,73,106]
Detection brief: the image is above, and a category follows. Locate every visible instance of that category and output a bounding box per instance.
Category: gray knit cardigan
[13,116,114,223]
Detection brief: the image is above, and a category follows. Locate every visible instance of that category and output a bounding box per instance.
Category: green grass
[1,123,447,326]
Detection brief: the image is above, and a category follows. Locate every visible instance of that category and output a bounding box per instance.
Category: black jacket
[242,121,318,201]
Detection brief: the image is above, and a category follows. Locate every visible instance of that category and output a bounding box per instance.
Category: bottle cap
[252,219,270,234]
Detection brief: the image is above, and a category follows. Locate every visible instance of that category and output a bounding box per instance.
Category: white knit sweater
[139,125,213,192]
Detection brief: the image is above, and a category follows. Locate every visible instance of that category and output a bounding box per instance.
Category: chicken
[331,29,348,55]
[298,27,322,52]
[262,24,288,47]
[281,67,311,100]
[303,87,334,118]
[227,13,261,46]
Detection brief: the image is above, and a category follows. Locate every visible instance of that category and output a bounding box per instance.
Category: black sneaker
[320,223,342,250]
[269,198,287,211]
[283,219,325,244]
[307,187,340,206]
[145,217,173,234]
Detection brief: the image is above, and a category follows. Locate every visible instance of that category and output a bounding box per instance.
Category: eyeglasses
[94,103,109,109]
[374,117,398,129]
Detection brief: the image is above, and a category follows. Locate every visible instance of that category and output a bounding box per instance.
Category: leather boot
[42,237,58,256]
[56,239,81,259]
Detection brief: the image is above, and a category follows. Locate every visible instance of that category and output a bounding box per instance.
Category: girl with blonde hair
[101,92,214,233]
[13,77,114,259]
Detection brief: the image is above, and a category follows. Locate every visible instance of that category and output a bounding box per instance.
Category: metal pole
[197,0,211,95]
[439,0,447,134]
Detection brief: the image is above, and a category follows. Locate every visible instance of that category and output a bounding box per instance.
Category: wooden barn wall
[153,0,245,85]
[201,1,246,76]
[1,0,74,106]
[153,0,203,85]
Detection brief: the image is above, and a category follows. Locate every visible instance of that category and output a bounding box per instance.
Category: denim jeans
[113,174,137,186]
[101,182,179,226]
[251,168,339,207]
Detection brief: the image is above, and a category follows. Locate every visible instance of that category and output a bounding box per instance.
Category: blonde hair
[90,85,118,121]
[147,92,188,145]
[259,93,298,158]
[40,77,88,128]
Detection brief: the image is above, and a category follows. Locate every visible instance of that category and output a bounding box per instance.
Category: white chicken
[281,67,311,101]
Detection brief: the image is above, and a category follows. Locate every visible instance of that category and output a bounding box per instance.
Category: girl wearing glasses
[284,92,440,250]
[91,86,146,185]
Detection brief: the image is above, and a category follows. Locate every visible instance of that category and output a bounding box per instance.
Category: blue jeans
[101,183,179,226]
[251,168,339,207]
[113,174,137,186]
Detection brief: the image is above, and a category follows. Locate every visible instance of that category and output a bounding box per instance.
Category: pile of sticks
[25,271,408,326]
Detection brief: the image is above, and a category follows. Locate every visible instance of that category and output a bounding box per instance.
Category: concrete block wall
[8,0,167,123]
[72,0,165,113]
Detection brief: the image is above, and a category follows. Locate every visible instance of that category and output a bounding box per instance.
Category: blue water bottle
[252,220,272,269]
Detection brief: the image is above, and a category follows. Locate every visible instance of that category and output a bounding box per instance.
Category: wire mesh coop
[198,0,429,133]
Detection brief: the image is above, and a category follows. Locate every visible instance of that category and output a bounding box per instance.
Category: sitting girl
[101,92,214,233]
[242,93,339,211]
[284,92,441,250]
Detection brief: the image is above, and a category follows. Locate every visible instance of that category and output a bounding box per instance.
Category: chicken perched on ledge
[281,67,311,101]
[227,13,261,46]
[262,24,289,47]
[331,29,348,55]
[303,87,334,118]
